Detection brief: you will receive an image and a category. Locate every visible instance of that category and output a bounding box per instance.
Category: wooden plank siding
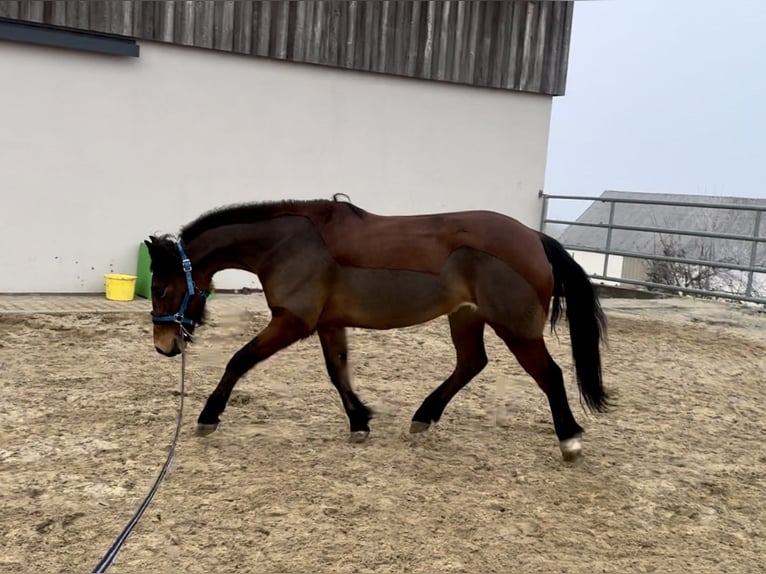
[1,0,574,96]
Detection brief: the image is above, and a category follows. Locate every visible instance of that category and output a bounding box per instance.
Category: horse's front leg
[197,308,311,434]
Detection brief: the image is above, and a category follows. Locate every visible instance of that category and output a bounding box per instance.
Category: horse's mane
[179,194,365,244]
[147,195,364,276]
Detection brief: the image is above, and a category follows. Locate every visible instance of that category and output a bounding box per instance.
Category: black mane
[179,195,364,244]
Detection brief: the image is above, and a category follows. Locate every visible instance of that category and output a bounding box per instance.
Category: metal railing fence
[539,192,766,306]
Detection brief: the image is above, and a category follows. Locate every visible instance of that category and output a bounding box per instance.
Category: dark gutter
[0,18,139,57]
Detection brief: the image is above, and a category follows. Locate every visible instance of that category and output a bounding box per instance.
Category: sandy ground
[1,296,764,573]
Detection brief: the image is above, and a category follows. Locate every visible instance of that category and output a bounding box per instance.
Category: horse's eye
[152,286,168,299]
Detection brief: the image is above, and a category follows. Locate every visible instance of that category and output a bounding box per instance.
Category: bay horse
[144,196,610,461]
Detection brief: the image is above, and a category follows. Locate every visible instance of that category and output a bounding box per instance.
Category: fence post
[538,190,548,234]
[745,209,763,298]
[602,200,616,278]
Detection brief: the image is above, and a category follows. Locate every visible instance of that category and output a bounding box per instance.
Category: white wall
[569,250,624,286]
[0,39,553,293]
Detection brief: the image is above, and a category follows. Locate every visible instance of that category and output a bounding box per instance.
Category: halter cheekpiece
[150,241,208,329]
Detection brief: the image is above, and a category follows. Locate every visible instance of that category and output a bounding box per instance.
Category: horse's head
[144,235,210,357]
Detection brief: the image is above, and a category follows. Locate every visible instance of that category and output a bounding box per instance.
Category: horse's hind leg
[318,326,372,443]
[197,308,311,434]
[410,306,488,433]
[492,329,584,461]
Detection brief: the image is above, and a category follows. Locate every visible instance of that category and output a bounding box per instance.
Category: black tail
[539,233,611,413]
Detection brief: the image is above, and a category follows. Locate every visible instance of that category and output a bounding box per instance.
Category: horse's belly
[320,267,466,330]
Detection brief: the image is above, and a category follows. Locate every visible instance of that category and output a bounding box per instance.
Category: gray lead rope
[91,348,187,573]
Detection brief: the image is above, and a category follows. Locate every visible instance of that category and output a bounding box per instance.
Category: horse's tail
[539,233,612,413]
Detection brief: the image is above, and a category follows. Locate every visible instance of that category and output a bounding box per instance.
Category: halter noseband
[150,241,208,330]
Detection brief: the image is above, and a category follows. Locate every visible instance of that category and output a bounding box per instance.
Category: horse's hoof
[560,437,583,462]
[349,430,369,443]
[409,421,431,434]
[196,423,219,436]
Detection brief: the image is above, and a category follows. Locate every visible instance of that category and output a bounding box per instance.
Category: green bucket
[135,242,152,299]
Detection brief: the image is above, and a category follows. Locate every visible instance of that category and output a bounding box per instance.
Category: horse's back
[309,203,551,288]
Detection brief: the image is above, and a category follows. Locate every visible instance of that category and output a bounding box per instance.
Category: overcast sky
[544,0,766,219]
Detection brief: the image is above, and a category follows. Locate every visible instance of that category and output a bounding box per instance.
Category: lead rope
[91,346,187,573]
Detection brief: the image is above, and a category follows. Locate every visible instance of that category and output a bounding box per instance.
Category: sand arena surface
[0,295,764,573]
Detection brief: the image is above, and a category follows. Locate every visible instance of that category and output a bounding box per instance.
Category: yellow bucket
[104,273,137,301]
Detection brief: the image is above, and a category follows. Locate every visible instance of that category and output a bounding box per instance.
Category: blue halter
[151,241,208,329]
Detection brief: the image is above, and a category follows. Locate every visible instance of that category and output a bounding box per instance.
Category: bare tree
[645,207,763,299]
[646,235,734,291]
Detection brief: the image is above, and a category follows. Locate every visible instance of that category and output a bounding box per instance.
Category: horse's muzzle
[155,338,183,357]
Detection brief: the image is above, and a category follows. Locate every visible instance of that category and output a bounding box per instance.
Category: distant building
[556,190,766,297]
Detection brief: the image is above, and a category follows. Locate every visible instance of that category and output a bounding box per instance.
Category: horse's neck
[187,219,288,278]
